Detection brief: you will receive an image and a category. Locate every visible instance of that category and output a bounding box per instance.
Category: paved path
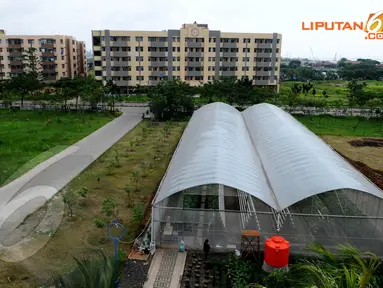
[144,249,186,288]
[0,107,147,261]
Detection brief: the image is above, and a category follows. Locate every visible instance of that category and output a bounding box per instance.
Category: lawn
[0,110,115,186]
[0,120,187,287]
[280,80,383,106]
[295,115,383,137]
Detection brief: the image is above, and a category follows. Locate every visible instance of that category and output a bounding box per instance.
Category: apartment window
[94,51,101,56]
[136,66,144,71]
[28,39,34,45]
[72,40,75,44]
[0,39,2,44]
[172,36,180,42]
[136,76,144,81]
[243,38,250,43]
[62,72,66,77]
[209,38,216,43]
[73,56,76,60]
[208,47,215,52]
[172,47,180,52]
[73,48,75,52]
[95,71,102,76]
[243,48,250,53]
[62,64,65,68]
[242,66,249,71]
[122,76,131,80]
[135,36,143,41]
[60,39,63,44]
[276,48,279,53]
[61,56,64,60]
[135,46,143,52]
[136,56,144,61]
[242,57,249,62]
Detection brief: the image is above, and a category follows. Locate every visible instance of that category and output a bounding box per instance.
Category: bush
[94,218,106,228]
[133,205,144,225]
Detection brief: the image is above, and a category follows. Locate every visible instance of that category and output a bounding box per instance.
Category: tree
[288,60,301,69]
[132,170,140,191]
[296,242,380,288]
[104,79,119,111]
[148,79,194,120]
[312,88,317,96]
[346,80,371,108]
[101,197,118,217]
[124,185,133,207]
[63,190,77,218]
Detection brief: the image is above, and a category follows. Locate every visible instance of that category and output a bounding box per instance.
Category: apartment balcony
[41,60,56,66]
[42,68,56,74]
[8,43,22,49]
[254,79,276,85]
[9,51,23,57]
[111,40,128,47]
[220,61,237,67]
[221,42,238,48]
[111,61,129,67]
[221,71,236,77]
[186,70,203,77]
[10,67,24,73]
[111,70,131,77]
[42,52,55,57]
[257,43,273,49]
[255,61,272,67]
[150,71,167,77]
[256,52,273,58]
[115,80,130,86]
[256,71,272,76]
[186,42,203,47]
[187,52,203,57]
[186,61,203,67]
[221,52,237,57]
[9,60,24,65]
[150,61,167,67]
[41,43,55,49]
[149,41,167,47]
[111,51,130,57]
[150,51,168,57]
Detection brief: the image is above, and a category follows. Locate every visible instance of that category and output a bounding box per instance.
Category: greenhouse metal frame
[151,103,383,256]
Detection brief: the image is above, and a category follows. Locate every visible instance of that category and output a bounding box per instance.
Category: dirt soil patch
[335,149,383,190]
[349,138,383,148]
[322,136,383,171]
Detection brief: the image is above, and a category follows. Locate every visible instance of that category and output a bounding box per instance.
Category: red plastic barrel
[264,235,290,268]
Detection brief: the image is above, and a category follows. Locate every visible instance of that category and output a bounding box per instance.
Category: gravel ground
[120,259,149,288]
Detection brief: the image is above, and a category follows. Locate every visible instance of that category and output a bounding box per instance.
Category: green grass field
[280,80,383,106]
[295,115,383,137]
[0,110,114,186]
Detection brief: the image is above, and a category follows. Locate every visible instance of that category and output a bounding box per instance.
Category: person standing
[203,239,210,261]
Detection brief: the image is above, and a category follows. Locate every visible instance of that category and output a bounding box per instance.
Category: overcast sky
[1,0,381,61]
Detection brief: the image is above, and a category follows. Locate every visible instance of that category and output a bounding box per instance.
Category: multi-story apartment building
[92,22,282,92]
[0,30,87,81]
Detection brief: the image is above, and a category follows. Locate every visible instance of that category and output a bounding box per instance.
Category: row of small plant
[62,120,175,242]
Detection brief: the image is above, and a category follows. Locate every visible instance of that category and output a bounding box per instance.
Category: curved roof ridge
[242,104,383,210]
[153,102,277,208]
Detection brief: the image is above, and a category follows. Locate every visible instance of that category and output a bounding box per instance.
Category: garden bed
[349,138,383,147]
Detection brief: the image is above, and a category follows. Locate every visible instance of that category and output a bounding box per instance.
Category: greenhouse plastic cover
[153,102,383,211]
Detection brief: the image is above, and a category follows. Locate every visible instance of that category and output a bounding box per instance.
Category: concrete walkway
[144,249,187,288]
[0,107,147,261]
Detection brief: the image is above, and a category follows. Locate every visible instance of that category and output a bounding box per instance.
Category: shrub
[94,218,106,228]
[133,205,144,225]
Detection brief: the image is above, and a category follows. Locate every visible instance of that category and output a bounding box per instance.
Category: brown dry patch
[349,138,383,148]
[322,136,383,171]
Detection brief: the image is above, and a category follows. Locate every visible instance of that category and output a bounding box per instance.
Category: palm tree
[41,249,122,288]
[296,242,380,288]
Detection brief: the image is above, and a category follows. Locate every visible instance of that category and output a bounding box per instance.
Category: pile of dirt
[349,138,383,148]
[336,149,383,190]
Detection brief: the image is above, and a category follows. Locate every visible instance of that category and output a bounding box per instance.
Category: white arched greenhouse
[151,102,383,255]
